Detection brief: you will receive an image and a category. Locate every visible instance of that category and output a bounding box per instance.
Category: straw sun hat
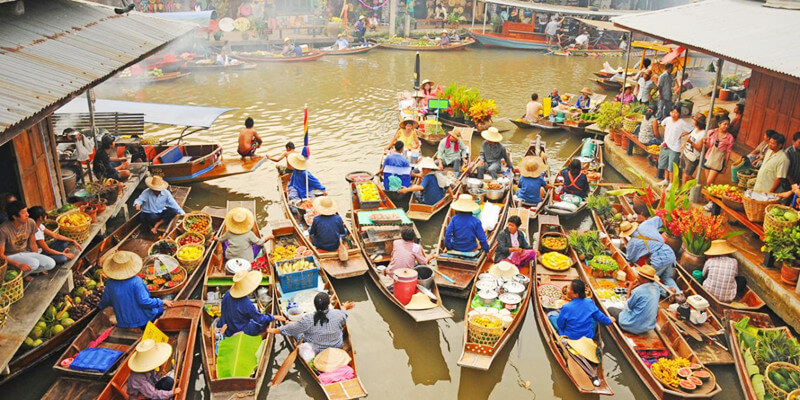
[103,251,143,281]
[313,196,339,216]
[229,270,263,298]
[488,261,519,278]
[314,347,351,373]
[480,127,502,143]
[704,239,737,256]
[565,337,599,364]
[451,194,480,213]
[618,221,638,238]
[580,87,593,95]
[405,292,437,310]
[416,156,439,170]
[128,339,173,373]
[287,153,307,171]
[399,119,419,129]
[145,175,169,191]
[519,156,547,178]
[225,207,255,235]
[421,79,433,87]
[637,264,660,282]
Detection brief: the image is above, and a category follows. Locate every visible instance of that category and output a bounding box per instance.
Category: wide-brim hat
[287,153,307,170]
[565,337,599,364]
[421,79,433,87]
[145,175,169,191]
[284,37,291,42]
[637,264,660,282]
[481,127,502,143]
[314,347,351,372]
[313,196,339,216]
[225,207,255,235]
[580,87,593,95]
[229,270,262,298]
[405,292,437,310]
[103,251,143,280]
[417,156,439,170]
[488,261,519,278]
[705,239,737,256]
[399,119,419,129]
[359,15,366,20]
[451,194,480,213]
[618,221,638,238]
[519,156,547,178]
[441,29,448,34]
[128,339,172,372]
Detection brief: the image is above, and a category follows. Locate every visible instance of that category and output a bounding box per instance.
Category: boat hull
[377,39,474,51]
[322,44,377,55]
[470,30,548,50]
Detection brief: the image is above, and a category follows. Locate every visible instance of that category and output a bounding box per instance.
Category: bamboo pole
[689,58,724,204]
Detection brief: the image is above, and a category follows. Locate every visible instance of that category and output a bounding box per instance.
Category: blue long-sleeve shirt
[625,217,675,269]
[216,292,274,336]
[309,214,346,252]
[133,188,185,215]
[619,282,660,334]
[445,213,489,252]
[517,175,546,203]
[420,174,444,205]
[98,276,163,329]
[557,298,612,340]
[289,170,325,200]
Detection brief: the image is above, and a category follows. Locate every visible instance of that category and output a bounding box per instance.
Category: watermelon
[689,363,702,370]
[677,367,693,378]
[688,376,702,386]
[693,370,711,381]
[679,380,697,391]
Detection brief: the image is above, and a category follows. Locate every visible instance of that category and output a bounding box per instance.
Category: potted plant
[675,207,744,272]
[468,99,498,130]
[763,226,800,285]
[446,13,462,29]
[596,102,625,145]
[656,166,697,254]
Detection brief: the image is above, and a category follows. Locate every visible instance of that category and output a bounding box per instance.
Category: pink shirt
[387,239,427,274]
[704,129,735,159]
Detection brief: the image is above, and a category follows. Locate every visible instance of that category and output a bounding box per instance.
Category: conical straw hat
[405,292,437,310]
[128,339,173,372]
[313,196,339,216]
[229,270,262,298]
[704,239,737,256]
[565,336,599,364]
[287,153,307,170]
[488,261,519,278]
[451,194,480,213]
[314,347,351,372]
[519,156,547,178]
[145,175,169,191]
[103,251,143,281]
[225,207,255,235]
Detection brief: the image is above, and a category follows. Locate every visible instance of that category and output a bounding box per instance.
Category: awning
[478,0,636,17]
[56,99,235,129]
[153,10,217,28]
[661,46,687,65]
[571,17,627,32]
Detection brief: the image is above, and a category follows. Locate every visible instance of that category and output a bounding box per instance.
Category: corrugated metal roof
[57,98,235,128]
[612,0,800,81]
[479,0,637,17]
[0,0,195,137]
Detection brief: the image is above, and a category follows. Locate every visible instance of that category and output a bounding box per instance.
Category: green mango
[61,318,75,327]
[50,325,64,336]
[31,326,44,339]
[45,305,56,320]
[32,339,42,347]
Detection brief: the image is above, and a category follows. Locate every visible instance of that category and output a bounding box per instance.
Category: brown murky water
[2,47,743,400]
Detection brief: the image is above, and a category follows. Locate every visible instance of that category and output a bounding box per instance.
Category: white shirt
[682,128,706,161]
[661,117,693,152]
[545,20,559,36]
[34,223,45,242]
[74,135,94,162]
[575,34,589,45]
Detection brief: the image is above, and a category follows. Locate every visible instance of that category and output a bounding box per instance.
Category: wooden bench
[701,188,765,240]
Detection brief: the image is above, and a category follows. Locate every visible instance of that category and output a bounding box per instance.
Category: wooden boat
[277,170,369,279]
[349,181,453,322]
[95,300,202,400]
[725,310,788,400]
[171,205,226,301]
[512,138,551,220]
[270,228,367,400]
[457,207,532,370]
[233,51,325,62]
[322,43,377,55]
[549,48,625,57]
[146,143,268,185]
[509,116,564,131]
[377,38,474,51]
[185,60,256,71]
[592,77,622,91]
[542,139,603,219]
[143,53,188,73]
[419,130,446,146]
[532,215,614,394]
[407,127,475,221]
[469,28,548,50]
[108,71,191,84]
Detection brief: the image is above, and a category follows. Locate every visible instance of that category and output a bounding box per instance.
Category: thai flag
[301,105,310,158]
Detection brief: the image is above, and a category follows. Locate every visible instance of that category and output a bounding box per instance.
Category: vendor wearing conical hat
[98,251,171,329]
[217,207,272,263]
[308,196,347,252]
[436,129,468,174]
[607,264,661,335]
[217,270,284,337]
[576,87,592,111]
[546,279,613,341]
[701,239,743,303]
[398,157,455,206]
[515,155,549,205]
[355,14,367,43]
[127,339,180,399]
[267,292,355,357]
[444,194,489,253]
[439,29,451,46]
[134,175,185,234]
[286,153,326,201]
[622,216,680,296]
[477,127,513,179]
[385,119,421,152]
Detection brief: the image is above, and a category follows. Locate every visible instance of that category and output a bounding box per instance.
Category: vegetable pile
[568,231,605,259]
[589,254,619,276]
[184,214,211,235]
[149,240,177,256]
[768,206,799,223]
[734,316,800,400]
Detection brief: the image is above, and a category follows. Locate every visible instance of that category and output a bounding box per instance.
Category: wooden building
[738,70,800,148]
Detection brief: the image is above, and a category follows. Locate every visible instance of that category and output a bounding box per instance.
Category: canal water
[2,48,743,400]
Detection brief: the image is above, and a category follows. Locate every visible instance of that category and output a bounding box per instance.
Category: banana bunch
[542,252,571,271]
[277,259,315,275]
[271,245,297,262]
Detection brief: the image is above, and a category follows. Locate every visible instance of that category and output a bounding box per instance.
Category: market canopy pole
[619,31,632,119]
[414,52,420,90]
[677,49,690,103]
[471,0,476,28]
[403,0,411,37]
[689,58,724,204]
[389,0,397,37]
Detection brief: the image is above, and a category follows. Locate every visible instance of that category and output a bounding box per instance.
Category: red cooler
[393,268,418,305]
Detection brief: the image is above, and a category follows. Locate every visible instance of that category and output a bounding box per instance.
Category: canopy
[153,11,217,28]
[571,17,627,32]
[56,99,235,128]
[477,0,635,17]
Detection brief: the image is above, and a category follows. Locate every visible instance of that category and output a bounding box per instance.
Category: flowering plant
[654,208,683,237]
[674,208,743,254]
[468,99,498,123]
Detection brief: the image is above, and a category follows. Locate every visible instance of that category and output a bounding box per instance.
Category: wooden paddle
[663,311,703,341]
[432,267,456,284]
[270,338,302,387]
[557,337,596,391]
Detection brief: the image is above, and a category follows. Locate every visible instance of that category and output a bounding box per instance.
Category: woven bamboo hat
[128,339,173,373]
[451,194,480,213]
[637,264,660,282]
[417,156,439,170]
[705,239,737,256]
[314,348,351,372]
[225,207,255,235]
[565,337,599,364]
[287,153,307,170]
[229,270,262,298]
[103,251,143,281]
[580,87,593,95]
[481,127,503,143]
[313,196,339,216]
[399,119,419,129]
[145,175,169,191]
[519,156,547,178]
[405,292,437,310]
[488,261,519,278]
[421,79,434,87]
[618,221,638,238]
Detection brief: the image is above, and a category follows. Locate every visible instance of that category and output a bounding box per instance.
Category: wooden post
[86,90,97,182]
[677,49,689,103]
[389,0,397,37]
[403,0,411,37]
[689,58,724,204]
[471,0,476,28]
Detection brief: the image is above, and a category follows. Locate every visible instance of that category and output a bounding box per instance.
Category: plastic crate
[275,256,320,293]
[356,183,381,209]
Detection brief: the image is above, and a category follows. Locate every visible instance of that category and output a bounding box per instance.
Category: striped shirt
[702,256,738,302]
[280,308,348,353]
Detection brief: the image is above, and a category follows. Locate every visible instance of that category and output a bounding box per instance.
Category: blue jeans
[46,240,70,265]
[138,208,178,230]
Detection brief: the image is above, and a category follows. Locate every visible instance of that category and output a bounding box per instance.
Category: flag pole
[304,104,309,200]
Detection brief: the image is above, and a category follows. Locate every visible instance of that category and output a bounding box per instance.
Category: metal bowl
[485,187,506,201]
[466,177,484,189]
[468,187,486,197]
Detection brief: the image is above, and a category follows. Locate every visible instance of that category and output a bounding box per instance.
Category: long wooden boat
[509,116,563,131]
[322,43,377,55]
[512,138,551,220]
[277,170,369,279]
[377,38,474,51]
[172,205,226,300]
[270,224,367,400]
[185,60,256,71]
[542,139,603,219]
[533,215,614,394]
[95,300,202,400]
[233,51,325,62]
[407,126,475,221]
[108,71,191,84]
[146,143,268,185]
[592,77,622,91]
[350,181,453,322]
[143,53,188,73]
[549,48,625,57]
[457,207,532,370]
[725,310,787,400]
[469,29,548,50]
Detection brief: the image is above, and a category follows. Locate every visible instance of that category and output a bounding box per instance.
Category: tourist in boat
[514,155,548,205]
[559,159,590,199]
[238,117,263,160]
[615,84,635,105]
[268,292,355,355]
[701,116,737,211]
[127,339,181,399]
[607,264,661,335]
[379,141,412,191]
[309,196,346,252]
[385,119,421,153]
[354,15,367,44]
[333,34,349,50]
[286,153,326,201]
[134,175,185,235]
[524,93,543,123]
[548,88,562,108]
[387,227,433,275]
[547,279,613,340]
[27,206,81,265]
[93,135,131,181]
[620,217,682,296]
[268,141,296,164]
[281,37,302,57]
[493,215,535,266]
[439,30,451,46]
[217,270,284,336]
[399,157,454,205]
[477,127,513,179]
[753,131,788,194]
[680,113,707,184]
[436,129,469,173]
[444,194,490,254]
[98,251,171,329]
[218,207,271,262]
[575,87,592,111]
[0,200,55,278]
[702,239,746,303]
[0,192,17,224]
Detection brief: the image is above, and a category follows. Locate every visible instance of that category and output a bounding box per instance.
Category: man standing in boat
[238,117,263,160]
[545,15,564,51]
[354,15,367,44]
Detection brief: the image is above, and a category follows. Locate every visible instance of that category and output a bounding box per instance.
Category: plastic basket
[743,195,779,223]
[56,210,92,242]
[2,272,24,304]
[764,205,799,234]
[176,243,205,270]
[467,315,503,346]
[765,362,800,399]
[183,212,212,236]
[275,256,320,293]
[355,183,381,209]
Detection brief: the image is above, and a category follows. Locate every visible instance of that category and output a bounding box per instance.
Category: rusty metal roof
[0,0,195,138]
[612,0,800,81]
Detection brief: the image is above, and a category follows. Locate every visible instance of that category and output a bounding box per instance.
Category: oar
[557,338,596,391]
[270,338,302,387]
[431,267,455,284]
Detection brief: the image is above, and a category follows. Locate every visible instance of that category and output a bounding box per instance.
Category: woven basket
[176,243,205,270]
[622,115,642,132]
[467,315,503,347]
[176,231,205,247]
[0,293,10,330]
[0,258,6,285]
[765,362,800,399]
[737,170,757,189]
[764,205,800,234]
[148,239,178,257]
[722,196,745,212]
[2,272,24,304]
[183,212,212,237]
[743,195,780,223]
[788,388,800,400]
[56,210,92,242]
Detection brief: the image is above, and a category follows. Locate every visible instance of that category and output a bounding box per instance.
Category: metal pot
[486,187,506,201]
[502,281,525,295]
[466,177,484,189]
[477,289,498,305]
[468,188,485,197]
[512,274,530,286]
